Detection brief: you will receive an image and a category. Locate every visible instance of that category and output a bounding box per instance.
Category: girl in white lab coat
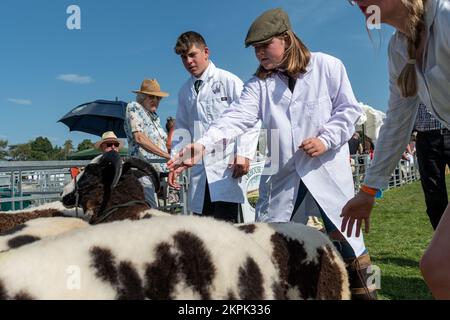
[168,8,376,299]
[343,0,450,299]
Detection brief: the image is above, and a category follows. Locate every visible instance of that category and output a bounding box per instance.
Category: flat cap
[245,8,291,48]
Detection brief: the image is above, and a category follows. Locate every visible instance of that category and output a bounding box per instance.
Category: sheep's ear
[98,151,123,189]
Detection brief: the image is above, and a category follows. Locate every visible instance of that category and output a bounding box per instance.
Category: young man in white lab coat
[169,31,260,222]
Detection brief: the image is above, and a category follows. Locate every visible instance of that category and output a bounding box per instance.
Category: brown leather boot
[345,254,378,300]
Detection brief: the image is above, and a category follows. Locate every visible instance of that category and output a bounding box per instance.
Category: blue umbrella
[58,100,128,138]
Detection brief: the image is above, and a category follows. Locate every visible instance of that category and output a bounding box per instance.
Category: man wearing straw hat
[124,79,171,208]
[95,131,124,153]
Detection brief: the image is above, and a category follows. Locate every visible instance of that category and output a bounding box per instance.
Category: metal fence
[351,154,420,193]
[0,159,189,214]
[1,154,420,212]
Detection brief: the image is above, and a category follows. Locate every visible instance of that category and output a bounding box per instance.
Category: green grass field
[365,179,437,300]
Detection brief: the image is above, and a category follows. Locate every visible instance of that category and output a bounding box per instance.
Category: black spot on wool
[7,235,40,249]
[238,257,265,300]
[173,231,216,300]
[144,242,179,300]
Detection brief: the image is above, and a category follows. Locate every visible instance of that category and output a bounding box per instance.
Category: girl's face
[253,37,287,70]
[354,0,402,23]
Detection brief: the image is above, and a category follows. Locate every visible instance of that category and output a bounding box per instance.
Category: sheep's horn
[100,151,123,189]
[123,157,160,191]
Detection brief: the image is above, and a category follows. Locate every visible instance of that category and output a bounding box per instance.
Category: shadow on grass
[379,275,433,300]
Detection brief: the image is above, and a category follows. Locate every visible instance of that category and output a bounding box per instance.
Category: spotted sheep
[0,215,350,300]
[236,222,350,299]
[61,151,161,224]
[0,217,89,252]
[0,152,351,299]
[0,216,285,300]
[0,152,168,254]
[0,202,77,234]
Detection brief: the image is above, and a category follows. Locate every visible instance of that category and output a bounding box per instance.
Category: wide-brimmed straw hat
[132,79,169,97]
[94,131,124,150]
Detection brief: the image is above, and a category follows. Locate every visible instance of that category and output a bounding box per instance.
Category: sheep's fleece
[0,215,349,300]
[0,217,89,252]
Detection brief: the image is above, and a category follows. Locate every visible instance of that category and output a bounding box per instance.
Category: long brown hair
[255,30,311,80]
[397,0,427,97]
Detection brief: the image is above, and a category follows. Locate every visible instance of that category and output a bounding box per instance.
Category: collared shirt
[124,101,168,172]
[414,103,443,132]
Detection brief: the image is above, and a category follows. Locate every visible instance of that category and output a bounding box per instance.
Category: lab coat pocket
[305,96,331,126]
[204,98,229,121]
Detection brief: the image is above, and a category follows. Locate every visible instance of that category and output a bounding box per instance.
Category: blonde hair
[255,30,311,80]
[397,0,427,97]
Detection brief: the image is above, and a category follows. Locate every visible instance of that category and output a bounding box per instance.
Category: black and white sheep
[0,152,350,300]
[0,217,89,252]
[61,151,161,224]
[0,216,286,300]
[0,215,350,300]
[0,152,167,251]
[236,222,350,299]
[0,203,70,234]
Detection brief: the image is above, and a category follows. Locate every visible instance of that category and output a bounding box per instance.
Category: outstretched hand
[340,191,375,237]
[167,143,205,174]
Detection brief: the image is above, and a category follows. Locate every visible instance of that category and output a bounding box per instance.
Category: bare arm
[133,131,170,160]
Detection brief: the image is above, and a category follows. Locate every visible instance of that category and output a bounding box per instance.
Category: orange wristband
[360,185,378,196]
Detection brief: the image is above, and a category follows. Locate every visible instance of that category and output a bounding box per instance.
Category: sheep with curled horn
[61,151,165,224]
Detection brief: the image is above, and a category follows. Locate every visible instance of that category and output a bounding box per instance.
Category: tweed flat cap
[245,8,291,47]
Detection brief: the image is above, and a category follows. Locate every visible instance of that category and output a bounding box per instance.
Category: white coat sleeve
[197,79,261,153]
[317,59,363,150]
[171,89,192,157]
[363,38,419,190]
[231,77,262,160]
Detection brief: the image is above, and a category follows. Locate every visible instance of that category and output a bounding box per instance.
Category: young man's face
[180,44,209,77]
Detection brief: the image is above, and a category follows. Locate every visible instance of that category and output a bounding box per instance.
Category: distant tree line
[0,137,94,161]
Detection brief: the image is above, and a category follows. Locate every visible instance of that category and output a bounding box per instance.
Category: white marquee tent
[355,102,386,143]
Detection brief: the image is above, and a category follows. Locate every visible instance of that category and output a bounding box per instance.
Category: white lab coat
[173,61,261,213]
[365,0,450,189]
[198,53,365,256]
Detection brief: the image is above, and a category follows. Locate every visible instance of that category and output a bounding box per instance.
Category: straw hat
[94,131,124,150]
[132,79,169,97]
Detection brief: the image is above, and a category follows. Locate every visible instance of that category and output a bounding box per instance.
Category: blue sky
[0,0,394,147]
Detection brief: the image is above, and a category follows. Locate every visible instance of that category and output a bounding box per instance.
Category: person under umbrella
[124,79,171,208]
